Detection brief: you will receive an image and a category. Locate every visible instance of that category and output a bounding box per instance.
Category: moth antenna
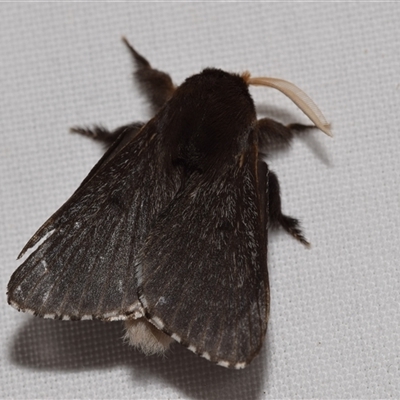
[243,74,332,137]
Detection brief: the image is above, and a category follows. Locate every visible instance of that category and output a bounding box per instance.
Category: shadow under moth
[7,38,331,369]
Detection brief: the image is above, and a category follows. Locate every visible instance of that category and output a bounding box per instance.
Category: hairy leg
[70,39,174,149]
[70,122,144,149]
[122,37,175,114]
[268,170,310,247]
[258,118,314,154]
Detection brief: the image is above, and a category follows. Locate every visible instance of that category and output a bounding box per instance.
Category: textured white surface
[1,3,399,399]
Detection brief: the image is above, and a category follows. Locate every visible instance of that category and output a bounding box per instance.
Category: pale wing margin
[8,121,182,321]
[136,151,269,368]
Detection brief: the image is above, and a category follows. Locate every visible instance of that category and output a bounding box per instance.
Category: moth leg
[122,37,175,114]
[268,170,310,247]
[258,118,314,153]
[70,122,144,149]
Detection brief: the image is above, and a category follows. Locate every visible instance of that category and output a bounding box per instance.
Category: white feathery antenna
[244,74,332,137]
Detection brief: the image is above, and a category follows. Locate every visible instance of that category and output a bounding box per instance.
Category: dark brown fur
[8,39,313,368]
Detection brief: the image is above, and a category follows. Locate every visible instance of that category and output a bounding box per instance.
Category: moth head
[242,71,332,137]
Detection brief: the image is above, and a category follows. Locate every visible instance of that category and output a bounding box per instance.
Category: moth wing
[8,121,181,321]
[137,152,269,368]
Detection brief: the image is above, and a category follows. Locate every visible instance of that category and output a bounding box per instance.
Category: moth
[7,38,331,369]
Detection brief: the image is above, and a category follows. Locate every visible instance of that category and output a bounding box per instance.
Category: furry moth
[7,38,331,369]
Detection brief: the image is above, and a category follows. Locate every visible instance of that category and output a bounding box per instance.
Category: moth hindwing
[8,38,330,369]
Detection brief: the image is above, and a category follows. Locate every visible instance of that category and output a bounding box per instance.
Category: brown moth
[7,38,330,369]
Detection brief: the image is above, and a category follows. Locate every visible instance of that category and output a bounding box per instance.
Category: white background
[1,3,399,399]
